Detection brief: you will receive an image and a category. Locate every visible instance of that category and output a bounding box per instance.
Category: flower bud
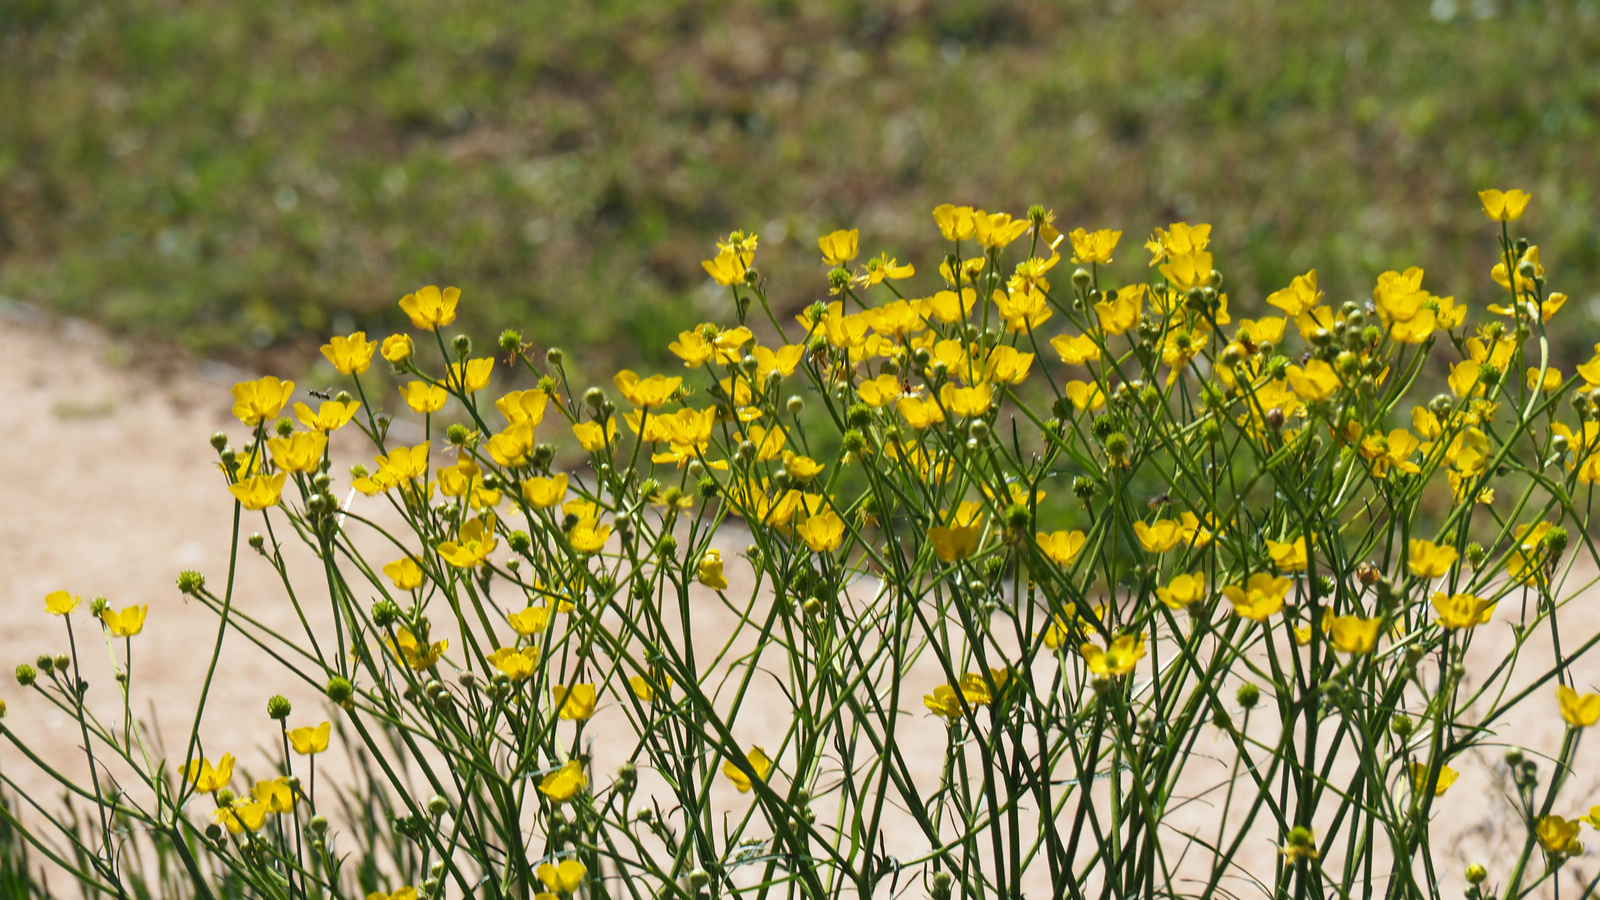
[267,695,292,720]
[688,869,711,891]
[274,417,295,437]
[177,571,206,595]
[326,676,354,705]
[508,530,531,553]
[451,334,471,356]
[1236,683,1261,709]
[1542,526,1569,557]
[89,596,109,616]
[54,654,71,672]
[546,347,564,367]
[35,655,53,673]
[16,664,36,686]
[1391,714,1413,737]
[309,814,329,835]
[618,762,638,786]
[209,431,229,452]
[787,395,805,415]
[216,789,235,808]
[1071,268,1092,291]
[205,823,223,843]
[427,795,450,817]
[931,871,954,900]
[1465,863,1487,885]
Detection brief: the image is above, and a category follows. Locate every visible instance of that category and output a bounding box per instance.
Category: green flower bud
[1542,526,1569,557]
[275,417,295,437]
[787,395,805,415]
[209,431,229,452]
[1391,714,1413,737]
[451,334,471,356]
[177,571,206,595]
[16,664,36,686]
[545,347,564,367]
[35,655,53,673]
[842,429,867,454]
[309,814,329,835]
[326,676,354,705]
[1465,863,1487,885]
[1071,268,1092,290]
[267,695,292,720]
[54,654,71,672]
[1236,683,1261,709]
[427,795,450,817]
[507,530,531,553]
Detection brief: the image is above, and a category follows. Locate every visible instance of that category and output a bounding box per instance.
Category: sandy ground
[2,303,1598,898]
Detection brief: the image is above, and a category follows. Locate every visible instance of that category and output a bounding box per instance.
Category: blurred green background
[3,0,1597,375]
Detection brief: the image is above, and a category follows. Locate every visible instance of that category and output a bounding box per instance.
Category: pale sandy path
[2,303,1598,897]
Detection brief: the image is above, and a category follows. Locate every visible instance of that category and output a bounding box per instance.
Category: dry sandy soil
[2,303,1598,897]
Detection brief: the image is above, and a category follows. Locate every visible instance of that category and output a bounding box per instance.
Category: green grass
[3,0,1598,375]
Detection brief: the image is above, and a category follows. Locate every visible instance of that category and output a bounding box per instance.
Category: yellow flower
[1406,539,1458,579]
[538,760,587,803]
[613,370,682,408]
[391,626,447,670]
[1527,367,1563,393]
[553,683,597,720]
[252,777,297,814]
[854,253,915,287]
[488,647,540,681]
[1080,634,1146,677]
[983,345,1034,385]
[928,523,982,562]
[215,800,268,835]
[521,473,569,509]
[1158,251,1214,292]
[817,228,860,266]
[294,400,360,432]
[896,396,946,430]
[1557,684,1600,728]
[1323,612,1381,654]
[1094,285,1144,335]
[958,668,1010,706]
[100,605,147,638]
[1491,246,1544,295]
[1133,518,1184,554]
[381,333,414,363]
[628,668,672,703]
[1266,271,1322,317]
[1478,188,1531,222]
[1156,572,1206,610]
[1223,574,1291,622]
[1266,537,1308,572]
[438,516,498,568]
[938,383,992,418]
[572,419,616,453]
[400,381,448,414]
[1410,762,1459,796]
[397,285,460,330]
[796,511,846,553]
[383,557,424,591]
[923,684,963,719]
[1536,815,1582,856]
[267,431,328,474]
[536,860,588,895]
[1068,227,1121,264]
[1285,359,1341,401]
[857,374,906,408]
[702,246,751,286]
[321,332,378,375]
[932,204,979,242]
[925,287,979,322]
[723,746,773,793]
[448,358,495,394]
[229,473,287,510]
[1051,332,1102,365]
[569,518,612,555]
[1431,592,1495,630]
[45,590,81,616]
[1145,222,1211,266]
[367,889,419,900]
[185,754,235,793]
[1036,530,1087,567]
[696,549,729,590]
[287,722,331,755]
[973,211,1031,249]
[1359,429,1422,479]
[783,453,825,482]
[1063,380,1105,412]
[507,606,552,636]
[231,376,295,426]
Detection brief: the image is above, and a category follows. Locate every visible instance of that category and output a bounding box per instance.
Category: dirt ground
[2,303,1597,897]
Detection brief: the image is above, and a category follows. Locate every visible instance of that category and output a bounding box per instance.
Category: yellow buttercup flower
[521,473,569,509]
[697,549,729,590]
[1063,380,1105,412]
[1094,285,1144,335]
[1285,359,1341,401]
[1223,574,1291,622]
[366,889,419,900]
[572,419,616,453]
[1036,530,1087,567]
[569,518,612,555]
[252,777,297,814]
[536,860,588,895]
[381,333,413,363]
[612,370,682,408]
[293,400,360,432]
[1431,592,1495,630]
[1266,537,1308,572]
[229,473,287,510]
[938,383,992,418]
[1145,222,1211,266]
[1068,227,1121,264]
[1323,611,1381,655]
[488,647,540,681]
[267,431,328,474]
[391,626,447,670]
[397,285,460,330]
[896,396,946,430]
[796,511,846,553]
[702,245,752,286]
[553,683,597,720]
[1557,684,1600,728]
[438,516,498,568]
[1406,539,1458,579]
[1410,762,1459,796]
[383,557,423,591]
[287,722,331,755]
[928,523,982,562]
[1156,572,1206,610]
[100,605,147,638]
[185,753,235,793]
[400,381,448,414]
[1080,634,1146,677]
[215,800,268,835]
[1536,814,1582,856]
[1051,332,1102,365]
[1265,271,1322,317]
[923,684,963,719]
[231,376,295,426]
[973,210,1031,249]
[959,668,1010,705]
[447,358,495,394]
[1478,188,1531,222]
[723,746,773,793]
[628,668,672,703]
[1158,251,1213,292]
[538,760,587,803]
[508,606,552,636]
[45,590,81,616]
[932,204,979,242]
[1133,518,1184,554]
[817,228,860,266]
[321,332,377,375]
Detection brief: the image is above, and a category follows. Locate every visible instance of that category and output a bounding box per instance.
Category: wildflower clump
[4,189,1600,900]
